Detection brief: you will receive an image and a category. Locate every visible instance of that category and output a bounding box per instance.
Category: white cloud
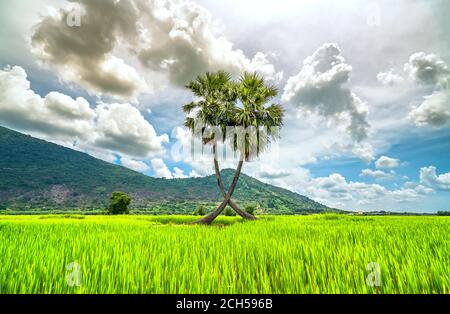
[405,53,450,128]
[0,65,168,161]
[151,158,173,179]
[307,172,431,209]
[360,169,396,179]
[148,147,189,178]
[0,65,95,140]
[377,69,405,87]
[85,149,117,164]
[121,157,150,173]
[378,52,450,90]
[402,182,434,195]
[282,43,370,144]
[307,173,353,202]
[258,165,291,179]
[375,156,400,169]
[31,0,281,101]
[31,0,148,101]
[93,102,169,158]
[409,90,450,127]
[404,52,450,88]
[377,52,450,129]
[173,167,188,179]
[188,169,202,178]
[136,0,282,85]
[350,142,375,163]
[247,52,283,82]
[420,166,450,190]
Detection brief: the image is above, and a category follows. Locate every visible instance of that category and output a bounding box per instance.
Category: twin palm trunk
[194,144,257,225]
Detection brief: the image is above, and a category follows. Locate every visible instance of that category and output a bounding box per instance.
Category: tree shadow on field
[139,215,251,228]
[38,215,86,220]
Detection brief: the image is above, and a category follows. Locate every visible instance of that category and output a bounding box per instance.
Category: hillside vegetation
[0,126,333,214]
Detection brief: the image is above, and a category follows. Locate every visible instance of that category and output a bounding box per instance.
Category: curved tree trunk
[192,145,233,224]
[193,145,256,224]
[212,146,255,219]
[213,152,256,220]
[193,160,241,224]
[193,194,231,225]
[213,146,256,220]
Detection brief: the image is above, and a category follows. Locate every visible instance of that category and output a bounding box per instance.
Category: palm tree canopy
[183,71,284,161]
[183,71,238,144]
[232,72,284,160]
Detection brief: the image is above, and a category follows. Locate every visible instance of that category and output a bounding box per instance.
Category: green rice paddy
[0,214,448,294]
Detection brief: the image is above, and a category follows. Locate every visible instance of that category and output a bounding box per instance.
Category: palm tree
[183,71,284,224]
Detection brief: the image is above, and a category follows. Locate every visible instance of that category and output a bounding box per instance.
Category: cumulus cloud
[323,138,374,163]
[188,169,202,178]
[31,0,281,101]
[377,69,405,87]
[0,65,95,140]
[378,52,450,129]
[307,172,432,208]
[375,156,400,169]
[31,0,148,101]
[92,102,168,158]
[151,158,173,179]
[282,43,370,143]
[406,53,450,128]
[420,166,450,190]
[121,157,150,173]
[404,52,450,88]
[360,169,396,179]
[87,149,117,164]
[402,182,434,195]
[247,52,283,82]
[350,142,375,163]
[173,167,188,179]
[136,0,282,85]
[409,90,450,127]
[0,65,168,160]
[308,173,353,202]
[258,165,291,179]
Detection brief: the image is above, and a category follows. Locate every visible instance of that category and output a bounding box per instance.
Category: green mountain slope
[0,126,334,214]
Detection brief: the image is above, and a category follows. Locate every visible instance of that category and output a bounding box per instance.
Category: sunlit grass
[0,214,448,294]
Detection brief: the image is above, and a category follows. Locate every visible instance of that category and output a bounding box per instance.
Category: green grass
[0,214,448,294]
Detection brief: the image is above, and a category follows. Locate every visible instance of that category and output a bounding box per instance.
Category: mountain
[0,126,335,214]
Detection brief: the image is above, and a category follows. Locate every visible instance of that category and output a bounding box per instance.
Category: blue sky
[0,0,449,212]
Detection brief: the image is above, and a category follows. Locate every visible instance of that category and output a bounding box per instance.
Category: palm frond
[182,102,198,114]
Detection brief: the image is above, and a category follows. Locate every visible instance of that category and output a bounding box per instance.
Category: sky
[0,0,449,212]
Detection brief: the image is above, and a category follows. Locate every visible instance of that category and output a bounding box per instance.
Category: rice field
[0,214,448,294]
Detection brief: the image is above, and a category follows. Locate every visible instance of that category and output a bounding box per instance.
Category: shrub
[193,205,207,216]
[255,204,266,215]
[224,208,236,216]
[244,204,256,216]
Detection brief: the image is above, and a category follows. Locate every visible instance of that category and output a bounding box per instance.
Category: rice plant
[0,215,448,294]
